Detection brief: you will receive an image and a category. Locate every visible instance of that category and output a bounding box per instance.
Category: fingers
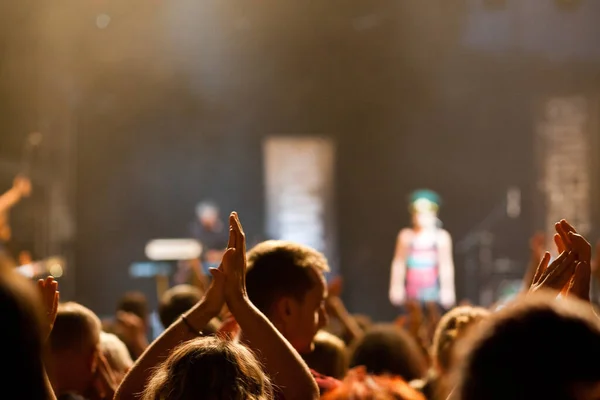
[542,252,577,290]
[554,234,566,254]
[230,212,246,253]
[532,252,551,285]
[566,261,591,302]
[555,222,572,251]
[569,232,592,263]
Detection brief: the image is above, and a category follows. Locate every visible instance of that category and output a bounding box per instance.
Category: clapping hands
[201,212,248,317]
[529,220,592,302]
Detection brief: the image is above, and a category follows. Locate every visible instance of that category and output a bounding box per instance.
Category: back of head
[322,367,425,400]
[100,332,133,378]
[245,240,330,316]
[50,302,101,356]
[117,291,149,323]
[302,330,348,379]
[458,293,600,400]
[432,306,490,374]
[159,284,203,328]
[142,336,272,400]
[0,264,47,399]
[350,324,427,382]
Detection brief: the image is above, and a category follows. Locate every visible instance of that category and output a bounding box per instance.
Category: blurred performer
[389,190,456,310]
[0,175,32,260]
[190,201,228,270]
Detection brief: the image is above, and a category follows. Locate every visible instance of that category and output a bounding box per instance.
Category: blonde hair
[100,332,133,375]
[142,336,273,400]
[431,306,489,373]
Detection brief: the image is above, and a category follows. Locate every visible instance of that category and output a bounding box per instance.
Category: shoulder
[398,228,413,242]
[437,229,452,246]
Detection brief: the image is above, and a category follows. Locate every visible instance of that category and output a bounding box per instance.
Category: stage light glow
[145,239,203,261]
[96,13,111,29]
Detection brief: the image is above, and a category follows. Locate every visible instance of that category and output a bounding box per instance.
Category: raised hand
[555,220,591,262]
[37,276,59,341]
[328,276,343,298]
[529,251,577,294]
[566,261,591,302]
[13,175,32,197]
[530,232,546,262]
[219,212,248,304]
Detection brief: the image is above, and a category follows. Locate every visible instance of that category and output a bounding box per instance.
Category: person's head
[100,332,133,384]
[350,324,427,382]
[196,201,220,227]
[322,367,425,400]
[458,293,600,400]
[302,330,348,379]
[0,263,49,399]
[432,306,490,375]
[117,291,149,328]
[409,190,440,230]
[159,284,203,328]
[245,240,330,354]
[48,302,102,394]
[142,336,272,400]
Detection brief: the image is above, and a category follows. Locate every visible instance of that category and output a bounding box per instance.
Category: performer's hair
[408,189,441,213]
[245,240,329,316]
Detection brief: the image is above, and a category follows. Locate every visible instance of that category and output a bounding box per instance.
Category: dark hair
[0,263,49,399]
[159,285,203,328]
[350,324,427,382]
[302,330,348,380]
[458,293,600,400]
[117,291,149,322]
[142,336,273,400]
[245,240,329,316]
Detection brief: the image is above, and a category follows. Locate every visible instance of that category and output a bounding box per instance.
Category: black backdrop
[2,0,600,320]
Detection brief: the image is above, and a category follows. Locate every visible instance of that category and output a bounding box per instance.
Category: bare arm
[326,296,364,345]
[0,176,31,214]
[114,299,220,400]
[390,230,410,306]
[438,230,456,308]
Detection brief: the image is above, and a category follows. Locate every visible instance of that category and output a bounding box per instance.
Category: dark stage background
[1,0,600,320]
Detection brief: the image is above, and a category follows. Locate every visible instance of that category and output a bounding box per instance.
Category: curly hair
[141,336,273,400]
[431,306,490,373]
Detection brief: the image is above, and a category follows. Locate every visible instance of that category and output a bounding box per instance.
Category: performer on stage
[389,190,456,310]
[190,201,228,268]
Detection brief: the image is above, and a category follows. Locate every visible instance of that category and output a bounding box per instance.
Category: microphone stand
[457,203,507,305]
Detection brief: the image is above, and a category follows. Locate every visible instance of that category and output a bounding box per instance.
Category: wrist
[226,292,251,313]
[188,299,221,325]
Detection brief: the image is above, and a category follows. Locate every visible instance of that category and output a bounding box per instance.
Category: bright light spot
[96,14,111,29]
[49,263,64,278]
[145,239,203,261]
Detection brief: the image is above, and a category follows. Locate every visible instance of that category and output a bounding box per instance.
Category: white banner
[263,136,337,273]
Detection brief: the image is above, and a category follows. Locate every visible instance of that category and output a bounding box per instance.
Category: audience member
[158,283,220,334]
[302,330,348,380]
[350,324,428,383]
